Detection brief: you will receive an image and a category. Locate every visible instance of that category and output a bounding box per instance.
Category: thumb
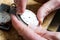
[37,0,60,24]
[11,14,27,33]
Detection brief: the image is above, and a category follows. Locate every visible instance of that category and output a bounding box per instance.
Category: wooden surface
[0,0,56,40]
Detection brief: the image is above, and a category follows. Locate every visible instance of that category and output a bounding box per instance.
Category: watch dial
[20,10,39,26]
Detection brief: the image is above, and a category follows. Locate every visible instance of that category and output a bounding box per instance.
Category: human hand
[11,14,47,40]
[11,0,60,40]
[11,14,60,40]
[37,0,60,24]
[14,0,27,13]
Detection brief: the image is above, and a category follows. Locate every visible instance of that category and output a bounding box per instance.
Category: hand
[37,0,60,24]
[14,0,27,13]
[11,14,47,40]
[11,14,60,40]
[11,0,60,40]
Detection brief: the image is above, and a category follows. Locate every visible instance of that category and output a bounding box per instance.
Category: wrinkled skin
[11,0,60,40]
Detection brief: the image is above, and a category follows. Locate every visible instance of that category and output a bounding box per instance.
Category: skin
[11,14,60,40]
[37,0,60,24]
[14,0,27,14]
[11,0,60,40]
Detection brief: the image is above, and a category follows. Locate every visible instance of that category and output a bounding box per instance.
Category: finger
[34,26,47,36]
[37,0,60,24]
[11,14,27,32]
[49,32,60,40]
[42,31,57,40]
[11,14,46,40]
[28,24,47,36]
[14,0,27,14]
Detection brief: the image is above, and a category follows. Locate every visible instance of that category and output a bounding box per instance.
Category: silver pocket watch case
[17,9,39,26]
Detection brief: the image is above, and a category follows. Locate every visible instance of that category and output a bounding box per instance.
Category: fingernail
[17,10,23,15]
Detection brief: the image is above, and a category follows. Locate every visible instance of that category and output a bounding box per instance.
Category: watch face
[18,10,39,26]
[0,12,10,24]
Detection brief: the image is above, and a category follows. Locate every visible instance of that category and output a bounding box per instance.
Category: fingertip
[16,7,25,15]
[37,14,43,24]
[39,18,43,24]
